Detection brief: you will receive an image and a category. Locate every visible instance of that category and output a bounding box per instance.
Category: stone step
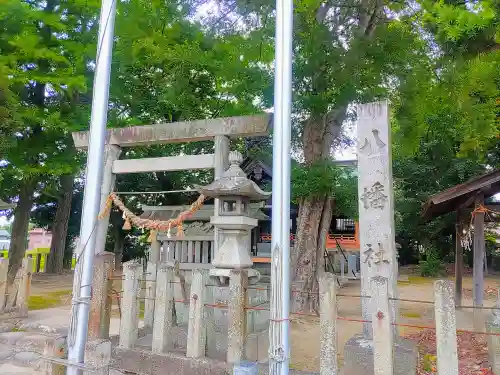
[0,324,67,375]
[0,331,66,354]
[0,362,43,375]
[0,314,119,375]
[0,361,126,375]
[0,345,44,374]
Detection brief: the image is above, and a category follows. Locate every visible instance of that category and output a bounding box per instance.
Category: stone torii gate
[70,114,271,343]
[72,114,272,261]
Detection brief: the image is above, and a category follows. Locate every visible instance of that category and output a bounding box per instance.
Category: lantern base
[211,230,254,269]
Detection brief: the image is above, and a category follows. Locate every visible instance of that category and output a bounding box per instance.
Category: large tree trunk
[7,181,36,285]
[290,0,384,313]
[46,174,74,274]
[292,196,333,312]
[291,109,345,312]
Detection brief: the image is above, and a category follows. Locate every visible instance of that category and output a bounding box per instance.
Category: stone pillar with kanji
[356,102,398,338]
[343,101,417,375]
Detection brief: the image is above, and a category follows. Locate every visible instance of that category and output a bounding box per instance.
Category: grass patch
[28,289,72,310]
[46,290,73,298]
[407,276,434,284]
[28,295,60,310]
[139,301,145,318]
[401,311,422,319]
[10,327,27,332]
[422,353,436,372]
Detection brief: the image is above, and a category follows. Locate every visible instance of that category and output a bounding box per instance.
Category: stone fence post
[228,270,248,364]
[152,262,175,353]
[370,276,393,375]
[18,257,33,315]
[0,258,8,312]
[320,273,338,375]
[89,252,114,339]
[434,280,459,375]
[203,270,215,356]
[486,288,500,375]
[144,261,158,330]
[119,261,141,349]
[186,269,206,358]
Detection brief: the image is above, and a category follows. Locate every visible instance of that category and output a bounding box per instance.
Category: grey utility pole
[269,0,294,373]
[66,0,117,373]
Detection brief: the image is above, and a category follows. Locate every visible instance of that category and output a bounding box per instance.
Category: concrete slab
[12,351,41,368]
[0,363,40,374]
[0,332,29,346]
[16,335,51,351]
[0,348,14,360]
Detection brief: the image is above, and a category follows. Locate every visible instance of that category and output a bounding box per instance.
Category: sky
[334,123,357,161]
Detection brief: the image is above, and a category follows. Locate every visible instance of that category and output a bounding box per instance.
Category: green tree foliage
[392,0,499,264]
[291,161,357,218]
[394,51,499,157]
[110,0,272,124]
[1,0,497,303]
[393,139,487,264]
[194,0,499,308]
[0,0,100,280]
[199,0,434,310]
[422,0,499,57]
[2,0,271,273]
[396,0,499,156]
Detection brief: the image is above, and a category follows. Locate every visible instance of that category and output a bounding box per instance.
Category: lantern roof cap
[195,151,272,201]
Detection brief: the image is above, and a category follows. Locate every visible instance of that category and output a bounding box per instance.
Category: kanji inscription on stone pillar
[357,101,398,339]
[360,182,388,210]
[363,243,390,267]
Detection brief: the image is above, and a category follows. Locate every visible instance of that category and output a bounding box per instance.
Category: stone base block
[135,326,188,351]
[113,347,318,375]
[245,331,268,363]
[85,339,112,375]
[206,328,268,363]
[134,326,269,363]
[343,334,417,375]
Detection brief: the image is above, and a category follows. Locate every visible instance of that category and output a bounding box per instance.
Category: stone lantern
[195,150,271,283]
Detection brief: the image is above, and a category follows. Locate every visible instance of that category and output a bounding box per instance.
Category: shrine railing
[259,228,360,251]
[157,235,214,269]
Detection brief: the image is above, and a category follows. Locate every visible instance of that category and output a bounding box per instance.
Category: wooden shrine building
[140,155,360,265]
[422,168,500,310]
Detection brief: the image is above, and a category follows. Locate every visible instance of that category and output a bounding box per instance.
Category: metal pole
[269,0,293,372]
[67,0,117,373]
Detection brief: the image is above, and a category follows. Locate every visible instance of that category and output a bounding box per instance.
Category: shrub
[419,248,443,277]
